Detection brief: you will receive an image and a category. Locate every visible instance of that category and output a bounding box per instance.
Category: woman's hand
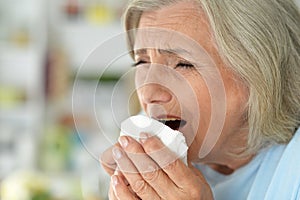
[101,133,213,200]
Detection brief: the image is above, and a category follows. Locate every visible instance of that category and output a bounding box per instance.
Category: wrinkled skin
[101,1,251,199]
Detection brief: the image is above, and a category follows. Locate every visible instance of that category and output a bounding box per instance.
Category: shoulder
[280,127,300,166]
[263,127,300,199]
[247,128,300,199]
[297,184,300,200]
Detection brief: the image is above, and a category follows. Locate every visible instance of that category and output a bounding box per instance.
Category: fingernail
[111,175,119,187]
[119,136,129,148]
[139,132,152,143]
[112,147,123,160]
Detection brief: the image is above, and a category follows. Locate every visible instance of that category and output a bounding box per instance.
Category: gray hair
[123,0,300,154]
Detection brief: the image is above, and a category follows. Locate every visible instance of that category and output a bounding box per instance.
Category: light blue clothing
[196,128,300,200]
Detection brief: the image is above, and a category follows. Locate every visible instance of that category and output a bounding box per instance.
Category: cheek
[187,73,212,121]
[192,83,211,136]
[136,88,146,110]
[186,69,233,160]
[221,70,248,117]
[182,74,212,145]
[225,83,249,125]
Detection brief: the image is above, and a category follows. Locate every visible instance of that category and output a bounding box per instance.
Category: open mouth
[158,119,187,131]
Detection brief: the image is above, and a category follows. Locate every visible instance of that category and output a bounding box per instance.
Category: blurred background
[0,0,140,199]
[0,0,299,200]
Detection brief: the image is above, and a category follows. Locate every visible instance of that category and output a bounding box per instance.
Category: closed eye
[132,60,148,67]
[175,61,194,69]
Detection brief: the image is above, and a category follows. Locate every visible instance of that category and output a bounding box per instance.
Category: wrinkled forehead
[133,27,212,63]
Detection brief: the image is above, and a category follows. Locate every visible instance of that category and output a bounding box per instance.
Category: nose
[138,83,172,105]
[135,49,173,105]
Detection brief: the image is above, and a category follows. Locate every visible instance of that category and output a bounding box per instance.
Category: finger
[114,171,140,198]
[100,144,121,176]
[114,169,130,186]
[140,133,195,188]
[112,146,159,199]
[119,136,179,199]
[109,183,118,200]
[109,180,134,200]
[139,134,213,199]
[119,136,159,173]
[111,175,139,200]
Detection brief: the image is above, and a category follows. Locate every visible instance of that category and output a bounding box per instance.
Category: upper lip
[152,115,182,120]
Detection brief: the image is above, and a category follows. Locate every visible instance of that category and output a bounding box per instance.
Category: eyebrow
[134,48,147,55]
[134,48,192,58]
[164,48,193,58]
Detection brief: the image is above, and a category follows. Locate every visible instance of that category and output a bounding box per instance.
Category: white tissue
[120,115,188,165]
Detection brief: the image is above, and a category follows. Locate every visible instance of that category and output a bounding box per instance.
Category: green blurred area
[0,0,133,199]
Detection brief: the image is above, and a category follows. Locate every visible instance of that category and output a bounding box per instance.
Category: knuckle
[126,141,140,153]
[189,186,201,199]
[163,159,179,171]
[142,165,160,182]
[143,137,162,152]
[131,179,148,196]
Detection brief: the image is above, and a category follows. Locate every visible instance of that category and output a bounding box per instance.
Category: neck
[205,155,254,175]
[200,128,254,175]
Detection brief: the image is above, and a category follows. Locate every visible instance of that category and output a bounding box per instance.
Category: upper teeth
[159,118,180,121]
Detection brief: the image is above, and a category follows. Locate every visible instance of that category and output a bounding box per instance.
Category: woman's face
[133,1,249,162]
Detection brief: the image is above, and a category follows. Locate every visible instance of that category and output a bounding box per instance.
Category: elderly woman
[101,0,300,199]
